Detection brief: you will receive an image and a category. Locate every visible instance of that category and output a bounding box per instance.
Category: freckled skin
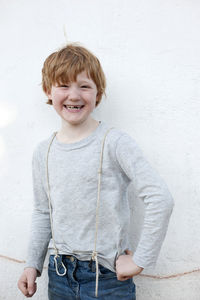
[47,71,98,127]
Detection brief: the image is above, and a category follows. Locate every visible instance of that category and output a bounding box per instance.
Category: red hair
[42,43,106,107]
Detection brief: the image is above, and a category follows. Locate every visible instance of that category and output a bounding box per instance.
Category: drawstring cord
[91,127,114,297]
[46,132,67,276]
[46,126,114,297]
[91,251,99,297]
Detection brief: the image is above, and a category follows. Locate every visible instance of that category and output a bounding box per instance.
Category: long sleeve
[25,146,51,276]
[115,133,174,269]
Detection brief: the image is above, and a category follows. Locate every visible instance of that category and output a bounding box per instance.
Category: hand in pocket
[116,249,143,281]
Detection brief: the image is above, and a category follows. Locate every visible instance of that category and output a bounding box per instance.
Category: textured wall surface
[0,0,200,299]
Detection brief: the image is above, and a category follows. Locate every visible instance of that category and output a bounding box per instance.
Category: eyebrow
[78,80,92,84]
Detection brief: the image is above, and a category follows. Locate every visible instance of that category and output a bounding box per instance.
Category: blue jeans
[48,255,136,300]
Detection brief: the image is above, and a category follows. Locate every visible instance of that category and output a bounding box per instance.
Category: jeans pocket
[48,255,56,271]
[98,264,117,278]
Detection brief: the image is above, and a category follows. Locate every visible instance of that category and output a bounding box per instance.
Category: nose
[68,86,81,101]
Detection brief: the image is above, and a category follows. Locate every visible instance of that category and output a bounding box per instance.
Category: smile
[64,105,85,112]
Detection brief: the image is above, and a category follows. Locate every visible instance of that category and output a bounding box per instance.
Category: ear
[46,91,52,99]
[96,93,100,105]
[45,86,53,99]
[96,91,103,107]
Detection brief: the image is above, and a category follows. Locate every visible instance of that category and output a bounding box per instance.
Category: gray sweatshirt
[25,120,174,275]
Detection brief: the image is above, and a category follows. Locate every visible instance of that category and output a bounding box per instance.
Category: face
[47,71,98,126]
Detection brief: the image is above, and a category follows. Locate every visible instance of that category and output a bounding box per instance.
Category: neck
[57,117,100,143]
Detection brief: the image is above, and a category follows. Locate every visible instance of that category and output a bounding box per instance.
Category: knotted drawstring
[46,126,114,298]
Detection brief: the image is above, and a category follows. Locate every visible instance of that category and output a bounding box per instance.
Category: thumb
[27,274,37,295]
[125,249,133,256]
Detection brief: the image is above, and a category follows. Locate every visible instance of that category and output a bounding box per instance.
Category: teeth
[65,105,82,109]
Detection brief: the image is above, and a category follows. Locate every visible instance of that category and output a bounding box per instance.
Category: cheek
[84,91,97,104]
[52,93,65,106]
[52,99,64,113]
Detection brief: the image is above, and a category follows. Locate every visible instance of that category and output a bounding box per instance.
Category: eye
[56,84,69,88]
[81,85,90,89]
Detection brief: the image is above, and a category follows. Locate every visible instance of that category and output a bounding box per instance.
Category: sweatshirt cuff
[24,262,42,277]
[132,254,157,269]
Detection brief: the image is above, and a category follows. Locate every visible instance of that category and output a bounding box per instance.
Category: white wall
[0,0,200,299]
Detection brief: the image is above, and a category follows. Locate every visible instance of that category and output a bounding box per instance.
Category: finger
[117,275,130,281]
[28,282,37,296]
[123,276,130,280]
[18,280,29,296]
[124,249,133,256]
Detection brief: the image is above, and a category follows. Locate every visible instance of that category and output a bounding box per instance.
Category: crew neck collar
[52,120,105,150]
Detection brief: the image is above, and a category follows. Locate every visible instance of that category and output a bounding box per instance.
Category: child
[18,43,174,300]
